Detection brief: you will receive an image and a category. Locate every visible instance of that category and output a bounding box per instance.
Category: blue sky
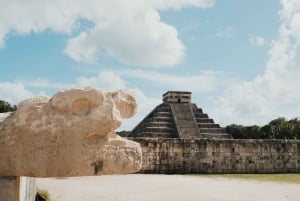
[1,0,300,130]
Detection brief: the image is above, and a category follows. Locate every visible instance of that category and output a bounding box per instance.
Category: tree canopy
[0,100,17,113]
[226,117,300,139]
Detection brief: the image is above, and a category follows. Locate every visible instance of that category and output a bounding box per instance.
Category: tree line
[226,117,300,139]
[0,100,17,113]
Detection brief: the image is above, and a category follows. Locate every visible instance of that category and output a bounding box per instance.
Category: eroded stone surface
[0,87,142,177]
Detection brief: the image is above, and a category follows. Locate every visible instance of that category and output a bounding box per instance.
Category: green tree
[268,117,286,139]
[226,124,244,139]
[0,100,17,113]
[226,117,300,139]
[259,124,272,139]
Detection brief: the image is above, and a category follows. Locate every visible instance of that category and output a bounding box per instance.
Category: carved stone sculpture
[0,87,142,177]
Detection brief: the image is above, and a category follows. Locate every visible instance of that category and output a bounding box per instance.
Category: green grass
[197,174,300,184]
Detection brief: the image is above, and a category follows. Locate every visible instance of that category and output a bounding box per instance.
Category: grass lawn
[197,174,300,184]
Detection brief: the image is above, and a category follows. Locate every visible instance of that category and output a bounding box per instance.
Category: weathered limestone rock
[0,87,142,177]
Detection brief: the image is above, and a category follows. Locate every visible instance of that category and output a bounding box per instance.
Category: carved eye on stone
[49,88,104,114]
[72,98,91,116]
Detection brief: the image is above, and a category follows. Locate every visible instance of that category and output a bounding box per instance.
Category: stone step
[191,106,203,114]
[139,118,175,128]
[175,119,196,124]
[147,116,174,123]
[174,113,195,119]
[197,123,220,128]
[195,118,214,123]
[156,107,171,112]
[179,127,199,137]
[151,112,172,118]
[147,121,175,128]
[196,108,203,113]
[199,128,226,133]
[194,113,208,118]
[143,127,176,133]
[177,123,198,127]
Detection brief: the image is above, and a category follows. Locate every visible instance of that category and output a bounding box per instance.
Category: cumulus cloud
[0,82,33,104]
[211,0,300,126]
[76,71,126,91]
[0,0,214,67]
[120,69,237,92]
[249,36,267,46]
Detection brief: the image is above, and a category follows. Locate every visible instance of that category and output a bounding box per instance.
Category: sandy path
[36,174,300,201]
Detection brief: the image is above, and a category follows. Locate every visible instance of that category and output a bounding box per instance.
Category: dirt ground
[36,174,300,201]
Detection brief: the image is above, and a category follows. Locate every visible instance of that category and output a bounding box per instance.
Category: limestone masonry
[130,138,300,174]
[0,87,142,177]
[129,91,232,139]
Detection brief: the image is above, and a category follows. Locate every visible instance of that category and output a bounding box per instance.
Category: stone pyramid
[129,91,232,139]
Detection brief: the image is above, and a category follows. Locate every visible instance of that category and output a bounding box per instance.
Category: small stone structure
[129,91,232,139]
[0,87,142,201]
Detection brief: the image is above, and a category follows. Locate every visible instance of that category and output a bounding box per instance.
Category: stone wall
[129,138,300,174]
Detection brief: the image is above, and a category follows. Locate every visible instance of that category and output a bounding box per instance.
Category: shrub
[35,189,50,201]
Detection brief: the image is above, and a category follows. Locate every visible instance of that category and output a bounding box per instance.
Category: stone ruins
[0,87,142,177]
[129,91,232,139]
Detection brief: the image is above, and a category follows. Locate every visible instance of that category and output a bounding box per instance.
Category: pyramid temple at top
[129,91,232,139]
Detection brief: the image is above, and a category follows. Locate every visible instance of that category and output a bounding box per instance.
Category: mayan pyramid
[129,91,232,139]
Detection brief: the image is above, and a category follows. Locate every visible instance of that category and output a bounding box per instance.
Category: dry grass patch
[198,174,300,184]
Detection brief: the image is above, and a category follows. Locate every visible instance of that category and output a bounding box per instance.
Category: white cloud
[249,36,267,47]
[0,82,33,104]
[76,71,126,91]
[150,0,214,10]
[120,69,237,93]
[211,1,300,126]
[20,72,126,92]
[26,78,73,89]
[0,0,214,67]
[215,26,235,38]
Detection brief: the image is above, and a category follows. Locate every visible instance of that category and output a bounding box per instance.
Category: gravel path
[36,174,300,201]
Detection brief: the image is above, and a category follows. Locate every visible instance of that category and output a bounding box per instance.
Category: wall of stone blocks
[129,138,300,174]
